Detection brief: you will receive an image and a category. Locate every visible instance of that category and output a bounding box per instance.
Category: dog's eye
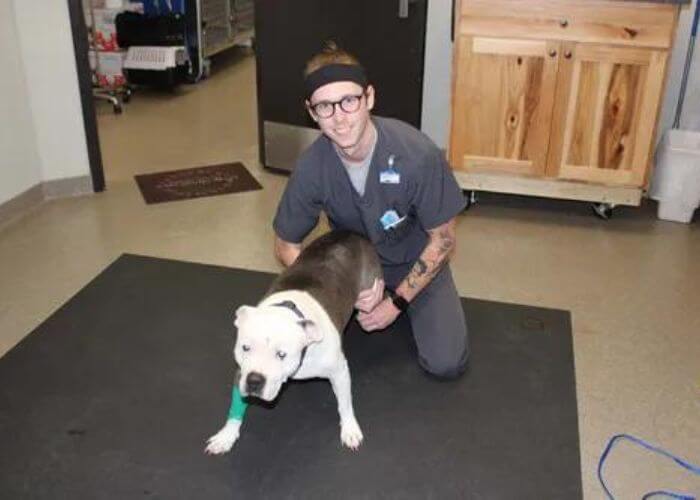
[276,351,287,360]
[241,344,251,353]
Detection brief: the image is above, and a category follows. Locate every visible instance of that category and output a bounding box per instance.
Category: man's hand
[354,278,385,313]
[357,297,400,332]
[274,236,302,267]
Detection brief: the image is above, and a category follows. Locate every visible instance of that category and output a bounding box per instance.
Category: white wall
[12,0,91,184]
[657,0,700,138]
[421,0,453,149]
[679,0,700,130]
[0,0,42,203]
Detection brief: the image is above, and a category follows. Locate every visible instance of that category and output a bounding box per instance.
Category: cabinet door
[547,43,668,186]
[449,36,560,176]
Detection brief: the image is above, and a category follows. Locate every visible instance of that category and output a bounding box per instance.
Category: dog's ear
[298,319,323,344]
[234,305,255,328]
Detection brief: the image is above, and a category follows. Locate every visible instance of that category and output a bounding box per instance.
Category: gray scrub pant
[405,265,469,379]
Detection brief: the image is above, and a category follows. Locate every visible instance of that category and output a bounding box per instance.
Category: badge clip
[380,154,400,184]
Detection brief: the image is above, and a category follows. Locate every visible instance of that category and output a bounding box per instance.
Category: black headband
[304,63,368,99]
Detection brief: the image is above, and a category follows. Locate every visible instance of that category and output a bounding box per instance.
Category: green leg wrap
[227,385,248,421]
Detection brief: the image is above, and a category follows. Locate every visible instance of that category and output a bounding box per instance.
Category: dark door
[254,0,428,171]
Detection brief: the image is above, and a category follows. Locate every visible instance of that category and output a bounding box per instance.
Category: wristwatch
[387,289,410,313]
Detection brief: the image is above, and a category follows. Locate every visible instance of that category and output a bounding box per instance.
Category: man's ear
[298,319,323,344]
[366,85,375,112]
[305,100,319,123]
[234,305,255,329]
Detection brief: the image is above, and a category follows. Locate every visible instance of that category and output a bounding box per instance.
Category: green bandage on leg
[227,385,248,421]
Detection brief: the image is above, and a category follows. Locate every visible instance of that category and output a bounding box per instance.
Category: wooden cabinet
[449,0,682,207]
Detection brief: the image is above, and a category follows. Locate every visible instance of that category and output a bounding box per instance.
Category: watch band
[387,289,410,312]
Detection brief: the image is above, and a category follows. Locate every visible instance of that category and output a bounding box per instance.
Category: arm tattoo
[406,255,446,288]
[403,222,455,293]
[406,259,428,288]
[432,255,448,275]
[437,228,454,255]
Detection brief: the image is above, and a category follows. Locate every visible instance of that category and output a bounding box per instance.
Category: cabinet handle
[564,51,572,59]
[398,0,409,18]
[549,49,557,58]
[560,19,569,28]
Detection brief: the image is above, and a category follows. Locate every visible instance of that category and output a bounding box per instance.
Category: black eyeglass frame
[308,90,368,119]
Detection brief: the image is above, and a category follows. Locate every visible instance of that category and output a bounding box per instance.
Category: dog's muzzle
[245,372,266,396]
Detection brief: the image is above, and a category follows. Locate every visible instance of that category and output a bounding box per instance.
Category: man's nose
[245,372,266,395]
[332,105,349,122]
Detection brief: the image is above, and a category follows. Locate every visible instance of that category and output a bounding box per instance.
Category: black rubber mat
[0,255,582,499]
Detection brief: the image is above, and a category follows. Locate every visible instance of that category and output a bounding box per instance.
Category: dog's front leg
[205,383,248,455]
[329,357,363,450]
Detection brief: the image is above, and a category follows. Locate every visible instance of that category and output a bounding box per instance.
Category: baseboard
[42,175,93,200]
[0,185,45,229]
[0,175,94,229]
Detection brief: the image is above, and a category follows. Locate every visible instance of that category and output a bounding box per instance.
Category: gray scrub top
[273,116,466,288]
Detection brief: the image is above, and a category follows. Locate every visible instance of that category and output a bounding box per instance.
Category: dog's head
[233,304,323,401]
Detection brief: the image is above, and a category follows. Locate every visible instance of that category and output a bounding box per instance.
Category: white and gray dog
[205,231,382,454]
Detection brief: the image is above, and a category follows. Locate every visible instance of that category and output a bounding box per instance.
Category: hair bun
[323,40,339,52]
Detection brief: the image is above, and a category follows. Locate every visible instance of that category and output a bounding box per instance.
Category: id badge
[380,169,400,184]
[380,209,406,230]
[379,154,400,184]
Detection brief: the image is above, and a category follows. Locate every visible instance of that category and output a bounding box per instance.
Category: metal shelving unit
[199,0,254,76]
[85,1,132,114]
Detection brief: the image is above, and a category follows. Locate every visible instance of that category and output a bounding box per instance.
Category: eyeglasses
[309,92,366,119]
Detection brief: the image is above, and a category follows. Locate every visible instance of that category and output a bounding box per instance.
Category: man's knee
[418,348,470,381]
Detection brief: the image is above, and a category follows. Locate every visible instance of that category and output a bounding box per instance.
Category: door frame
[67,0,105,192]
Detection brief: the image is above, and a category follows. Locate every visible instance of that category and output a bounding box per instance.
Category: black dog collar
[272,300,306,320]
[304,63,368,99]
[271,300,309,374]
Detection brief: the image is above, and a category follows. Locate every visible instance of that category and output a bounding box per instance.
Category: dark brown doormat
[134,162,262,204]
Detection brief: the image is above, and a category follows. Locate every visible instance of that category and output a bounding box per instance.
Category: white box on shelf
[95,51,127,88]
[92,8,122,52]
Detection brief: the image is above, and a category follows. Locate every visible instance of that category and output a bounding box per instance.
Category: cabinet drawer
[459,0,678,49]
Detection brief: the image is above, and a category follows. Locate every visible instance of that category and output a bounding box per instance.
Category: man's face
[307,81,375,154]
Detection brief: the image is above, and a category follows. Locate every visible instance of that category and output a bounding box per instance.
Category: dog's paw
[204,419,241,455]
[340,418,364,451]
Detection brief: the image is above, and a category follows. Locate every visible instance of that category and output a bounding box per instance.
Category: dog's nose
[245,372,266,395]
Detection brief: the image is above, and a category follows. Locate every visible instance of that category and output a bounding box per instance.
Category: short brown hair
[304,41,361,78]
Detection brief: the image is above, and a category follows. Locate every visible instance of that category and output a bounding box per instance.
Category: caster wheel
[202,58,212,79]
[463,190,478,210]
[122,90,131,103]
[592,202,614,220]
[113,103,123,114]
